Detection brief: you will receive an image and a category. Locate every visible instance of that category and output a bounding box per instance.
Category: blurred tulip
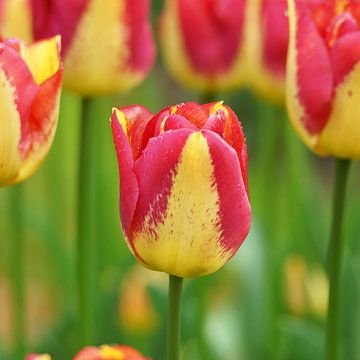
[159,0,248,93]
[287,0,360,158]
[247,0,289,103]
[26,355,51,360]
[111,102,251,278]
[284,254,329,318]
[0,36,62,186]
[31,0,155,96]
[118,266,159,333]
[74,345,149,360]
[0,0,32,41]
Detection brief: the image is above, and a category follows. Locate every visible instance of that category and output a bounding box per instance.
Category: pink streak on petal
[111,110,139,244]
[132,129,193,238]
[202,129,251,254]
[295,1,333,134]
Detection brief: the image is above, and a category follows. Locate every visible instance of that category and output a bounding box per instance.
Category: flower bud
[287,0,360,158]
[111,102,251,278]
[0,36,62,186]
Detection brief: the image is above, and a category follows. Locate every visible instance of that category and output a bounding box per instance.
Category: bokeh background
[1,2,360,360]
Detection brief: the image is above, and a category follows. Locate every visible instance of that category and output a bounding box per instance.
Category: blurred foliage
[1,2,360,359]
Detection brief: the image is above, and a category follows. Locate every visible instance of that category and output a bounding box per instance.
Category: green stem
[167,275,183,360]
[77,97,96,346]
[325,158,351,360]
[9,184,25,360]
[200,92,217,104]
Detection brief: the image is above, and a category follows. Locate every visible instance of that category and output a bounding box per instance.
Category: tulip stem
[9,184,26,360]
[77,97,96,346]
[167,275,183,360]
[325,158,351,360]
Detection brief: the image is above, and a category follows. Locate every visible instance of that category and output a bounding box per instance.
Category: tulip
[31,0,156,96]
[0,36,62,186]
[247,0,289,103]
[159,0,248,93]
[26,355,51,360]
[0,0,33,42]
[111,102,251,278]
[74,345,149,360]
[286,0,360,158]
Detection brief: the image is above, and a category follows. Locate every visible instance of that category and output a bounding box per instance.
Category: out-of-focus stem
[325,158,351,360]
[77,97,96,346]
[9,184,26,360]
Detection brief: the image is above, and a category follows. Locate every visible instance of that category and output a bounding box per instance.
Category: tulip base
[167,275,183,360]
[325,158,351,360]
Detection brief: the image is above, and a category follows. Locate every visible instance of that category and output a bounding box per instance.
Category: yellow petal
[134,132,229,278]
[0,66,21,186]
[316,63,360,158]
[20,36,61,85]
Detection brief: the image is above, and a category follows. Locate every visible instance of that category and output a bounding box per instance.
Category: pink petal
[202,129,251,254]
[111,111,139,244]
[295,1,334,134]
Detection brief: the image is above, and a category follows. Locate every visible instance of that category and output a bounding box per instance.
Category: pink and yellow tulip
[287,0,360,158]
[0,36,62,186]
[32,0,156,96]
[111,102,251,278]
[74,345,149,360]
[26,355,51,360]
[159,0,248,92]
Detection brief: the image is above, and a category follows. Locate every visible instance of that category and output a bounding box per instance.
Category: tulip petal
[132,129,248,277]
[15,68,62,183]
[330,31,360,86]
[111,109,139,249]
[294,1,333,134]
[202,130,251,254]
[124,0,156,73]
[317,62,360,158]
[0,57,22,185]
[117,105,154,160]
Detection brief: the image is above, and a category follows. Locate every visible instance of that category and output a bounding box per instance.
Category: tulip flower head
[111,102,251,278]
[0,0,33,42]
[74,345,149,360]
[159,0,248,92]
[248,0,289,103]
[0,36,62,186]
[26,355,51,360]
[287,0,360,158]
[32,0,155,96]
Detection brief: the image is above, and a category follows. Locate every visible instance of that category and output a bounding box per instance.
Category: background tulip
[0,36,62,186]
[247,0,289,104]
[31,0,156,96]
[0,0,33,42]
[286,0,360,158]
[26,355,51,360]
[159,0,248,93]
[111,102,251,278]
[74,345,149,360]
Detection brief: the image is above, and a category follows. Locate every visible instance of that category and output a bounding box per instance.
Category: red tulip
[111,102,251,278]
[287,0,360,158]
[74,345,149,360]
[31,0,156,96]
[0,36,62,186]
